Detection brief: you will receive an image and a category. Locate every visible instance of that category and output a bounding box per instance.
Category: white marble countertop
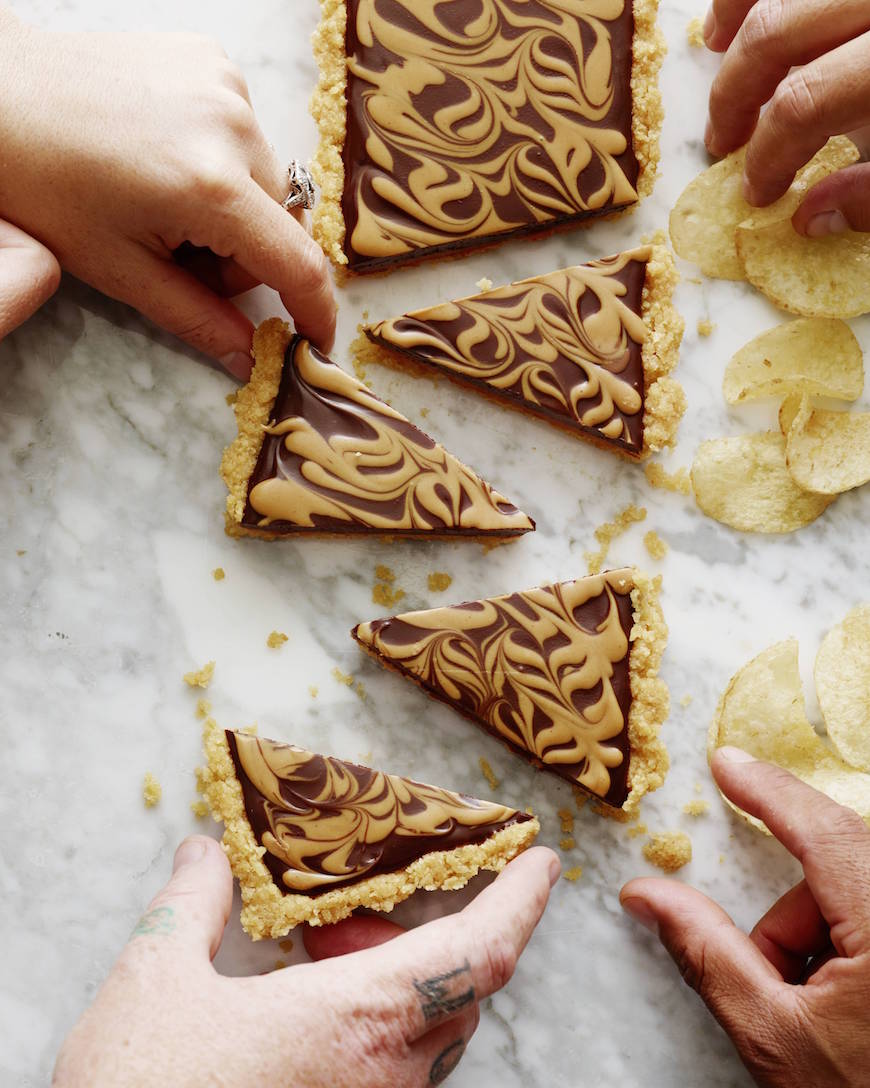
[3,2,869,1086]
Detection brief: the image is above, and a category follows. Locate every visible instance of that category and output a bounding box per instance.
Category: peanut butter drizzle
[344,0,639,265]
[369,249,649,448]
[354,571,636,803]
[228,732,527,892]
[245,339,532,534]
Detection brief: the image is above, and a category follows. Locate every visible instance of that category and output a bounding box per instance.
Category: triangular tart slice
[357,242,685,458]
[200,721,538,937]
[221,319,534,538]
[353,569,669,811]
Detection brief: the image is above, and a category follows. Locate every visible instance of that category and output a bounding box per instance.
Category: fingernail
[548,856,562,888]
[173,838,207,872]
[718,746,756,764]
[704,117,714,152]
[219,350,253,381]
[703,8,716,43]
[804,210,849,238]
[621,896,659,934]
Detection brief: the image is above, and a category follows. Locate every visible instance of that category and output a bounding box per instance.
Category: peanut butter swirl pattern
[344,0,640,267]
[354,571,636,805]
[226,731,530,893]
[368,248,649,450]
[243,338,532,535]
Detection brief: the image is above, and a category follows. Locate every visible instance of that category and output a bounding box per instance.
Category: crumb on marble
[267,630,289,649]
[419,407,429,418]
[694,781,703,794]
[194,764,209,794]
[332,666,354,687]
[225,390,238,407]
[354,680,367,700]
[572,787,588,812]
[191,799,209,818]
[352,355,370,385]
[16,549,26,556]
[184,661,215,689]
[585,505,647,574]
[626,822,648,839]
[241,723,258,736]
[592,801,636,823]
[143,772,162,808]
[686,16,706,47]
[643,530,668,560]
[309,685,319,699]
[475,276,494,292]
[719,854,726,863]
[273,960,287,971]
[643,831,692,873]
[563,866,583,883]
[560,837,576,851]
[372,564,406,609]
[680,694,694,708]
[279,938,294,953]
[697,318,716,337]
[644,462,692,496]
[682,800,710,817]
[427,571,453,593]
[195,698,212,720]
[479,757,500,790]
[558,808,575,835]
[212,567,226,581]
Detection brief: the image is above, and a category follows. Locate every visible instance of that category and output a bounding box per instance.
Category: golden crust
[641,235,687,457]
[201,718,540,939]
[631,0,666,201]
[310,0,349,272]
[625,570,670,813]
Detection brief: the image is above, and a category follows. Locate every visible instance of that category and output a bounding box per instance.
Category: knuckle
[183,160,240,208]
[771,70,824,130]
[741,0,788,56]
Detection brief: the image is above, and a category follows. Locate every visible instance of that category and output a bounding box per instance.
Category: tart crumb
[558,808,575,835]
[479,757,499,790]
[225,390,238,407]
[143,773,162,808]
[273,960,287,971]
[355,680,367,700]
[694,781,703,794]
[309,685,319,699]
[680,694,694,708]
[16,549,26,556]
[195,698,212,720]
[427,571,453,593]
[267,630,289,649]
[419,407,429,418]
[686,17,705,46]
[585,505,647,574]
[697,318,716,337]
[190,799,209,819]
[373,564,406,608]
[572,787,588,812]
[559,837,576,851]
[183,661,215,689]
[352,356,370,385]
[279,938,294,953]
[212,567,225,581]
[563,866,583,883]
[682,799,710,817]
[643,831,692,873]
[332,667,354,687]
[644,462,692,496]
[626,822,648,839]
[592,801,635,823]
[475,276,494,292]
[643,529,668,560]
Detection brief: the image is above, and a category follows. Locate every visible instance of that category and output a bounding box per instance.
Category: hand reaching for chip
[702,0,870,236]
[621,748,870,1088]
[52,836,558,1088]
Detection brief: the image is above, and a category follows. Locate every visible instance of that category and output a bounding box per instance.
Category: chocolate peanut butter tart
[353,569,669,811]
[221,319,533,539]
[311,0,666,272]
[356,242,685,457]
[200,719,539,938]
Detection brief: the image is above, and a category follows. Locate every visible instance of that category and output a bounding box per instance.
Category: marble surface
[3,2,870,1086]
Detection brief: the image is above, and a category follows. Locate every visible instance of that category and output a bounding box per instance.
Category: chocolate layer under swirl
[242,337,532,535]
[343,0,640,270]
[354,570,636,806]
[226,731,531,894]
[367,248,649,452]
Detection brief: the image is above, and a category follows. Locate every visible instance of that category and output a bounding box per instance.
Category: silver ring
[281,160,316,211]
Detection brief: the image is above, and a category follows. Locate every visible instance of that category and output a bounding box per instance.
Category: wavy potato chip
[786,404,870,494]
[692,433,834,533]
[815,605,870,773]
[670,137,859,281]
[723,319,864,405]
[709,639,870,832]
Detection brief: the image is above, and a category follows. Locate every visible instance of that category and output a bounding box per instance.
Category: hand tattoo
[413,961,474,1023]
[131,906,176,938]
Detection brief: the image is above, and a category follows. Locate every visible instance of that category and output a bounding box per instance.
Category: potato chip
[723,319,863,405]
[670,137,859,282]
[709,639,870,831]
[691,433,834,533]
[815,605,870,773]
[778,393,807,438]
[785,404,870,494]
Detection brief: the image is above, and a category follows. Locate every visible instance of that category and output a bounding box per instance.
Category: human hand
[0,11,335,378]
[701,1,870,238]
[0,219,61,339]
[52,836,559,1087]
[620,748,870,1088]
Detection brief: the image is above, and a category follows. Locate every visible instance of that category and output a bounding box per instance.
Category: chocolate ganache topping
[354,570,637,806]
[343,0,640,269]
[242,337,533,535]
[226,731,531,893]
[368,248,649,451]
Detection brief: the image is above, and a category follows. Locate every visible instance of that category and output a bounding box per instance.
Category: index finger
[712,749,870,957]
[704,0,758,53]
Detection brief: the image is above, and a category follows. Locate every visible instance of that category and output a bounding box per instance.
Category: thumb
[620,877,782,1041]
[793,163,870,237]
[131,836,232,961]
[0,220,60,339]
